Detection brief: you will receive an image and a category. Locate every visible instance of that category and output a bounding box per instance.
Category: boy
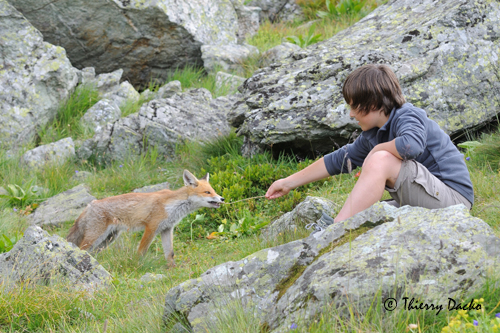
[265,64,473,222]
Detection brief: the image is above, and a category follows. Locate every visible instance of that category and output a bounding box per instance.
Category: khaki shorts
[384,160,472,210]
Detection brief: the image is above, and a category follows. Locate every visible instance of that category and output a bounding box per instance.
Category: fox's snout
[206,195,224,208]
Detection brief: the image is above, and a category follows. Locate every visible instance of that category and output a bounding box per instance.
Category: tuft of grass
[38,84,100,144]
[162,65,242,98]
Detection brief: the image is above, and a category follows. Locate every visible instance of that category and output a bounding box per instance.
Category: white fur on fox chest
[156,200,198,233]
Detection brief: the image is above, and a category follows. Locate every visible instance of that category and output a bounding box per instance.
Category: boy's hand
[265,179,292,199]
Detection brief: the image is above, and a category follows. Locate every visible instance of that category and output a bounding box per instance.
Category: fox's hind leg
[160,227,175,267]
[88,225,123,253]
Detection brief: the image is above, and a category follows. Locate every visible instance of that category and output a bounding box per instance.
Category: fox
[66,170,224,267]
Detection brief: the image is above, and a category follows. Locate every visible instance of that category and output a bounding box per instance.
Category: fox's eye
[205,191,211,194]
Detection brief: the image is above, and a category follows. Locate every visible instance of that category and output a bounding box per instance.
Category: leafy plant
[317,0,368,19]
[0,232,22,253]
[0,181,39,207]
[458,141,483,151]
[190,214,206,242]
[215,212,269,239]
[286,23,323,48]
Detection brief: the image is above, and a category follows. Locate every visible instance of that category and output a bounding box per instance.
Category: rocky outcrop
[80,99,122,134]
[260,42,302,68]
[215,72,247,95]
[0,226,111,291]
[9,0,260,88]
[21,137,76,169]
[77,89,240,163]
[230,0,500,156]
[264,196,337,239]
[29,184,96,226]
[247,0,304,23]
[0,0,79,149]
[163,203,500,332]
[202,43,260,75]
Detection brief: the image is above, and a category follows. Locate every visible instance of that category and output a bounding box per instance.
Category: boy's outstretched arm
[265,157,330,199]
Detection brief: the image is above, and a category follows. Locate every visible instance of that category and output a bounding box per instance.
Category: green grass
[38,84,100,145]
[1,125,499,332]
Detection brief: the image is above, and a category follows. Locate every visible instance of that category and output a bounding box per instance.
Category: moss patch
[274,223,383,302]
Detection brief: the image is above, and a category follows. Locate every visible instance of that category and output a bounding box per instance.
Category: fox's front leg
[137,225,156,256]
[160,227,175,267]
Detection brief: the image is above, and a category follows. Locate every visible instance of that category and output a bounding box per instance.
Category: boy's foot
[305,212,335,233]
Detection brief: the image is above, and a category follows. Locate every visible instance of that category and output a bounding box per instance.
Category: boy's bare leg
[334,151,402,222]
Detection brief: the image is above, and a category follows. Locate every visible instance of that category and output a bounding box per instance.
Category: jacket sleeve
[393,110,427,160]
[323,133,372,175]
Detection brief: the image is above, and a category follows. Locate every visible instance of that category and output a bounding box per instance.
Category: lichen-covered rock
[163,203,500,332]
[9,0,258,88]
[93,69,123,96]
[263,196,337,239]
[231,0,262,43]
[29,184,96,226]
[77,89,238,163]
[0,0,79,149]
[215,72,247,95]
[232,0,500,156]
[102,81,141,108]
[81,99,122,132]
[269,204,500,331]
[21,138,75,169]
[157,81,183,100]
[0,226,111,291]
[163,201,392,332]
[80,99,122,134]
[247,0,304,23]
[133,182,170,193]
[260,42,302,68]
[202,43,260,75]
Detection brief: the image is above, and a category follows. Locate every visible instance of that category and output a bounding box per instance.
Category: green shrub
[317,0,369,19]
[177,151,321,238]
[0,180,39,208]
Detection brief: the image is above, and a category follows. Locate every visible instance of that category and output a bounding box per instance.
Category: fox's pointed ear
[200,173,209,182]
[183,170,199,187]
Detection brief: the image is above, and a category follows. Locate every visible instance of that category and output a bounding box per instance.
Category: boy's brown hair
[342,64,406,116]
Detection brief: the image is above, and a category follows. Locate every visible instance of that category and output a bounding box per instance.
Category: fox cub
[67,170,224,267]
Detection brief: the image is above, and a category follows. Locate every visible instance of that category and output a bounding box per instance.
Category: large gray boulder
[21,137,76,169]
[77,89,240,163]
[163,203,500,332]
[0,226,111,291]
[0,0,79,149]
[230,0,500,156]
[29,184,96,226]
[264,196,337,239]
[9,0,259,88]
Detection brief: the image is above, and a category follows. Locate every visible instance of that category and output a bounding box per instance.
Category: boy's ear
[200,173,209,182]
[183,170,199,187]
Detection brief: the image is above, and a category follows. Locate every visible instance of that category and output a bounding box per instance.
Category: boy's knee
[363,151,402,173]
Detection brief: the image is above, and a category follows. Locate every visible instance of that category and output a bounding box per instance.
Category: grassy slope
[1,0,500,331]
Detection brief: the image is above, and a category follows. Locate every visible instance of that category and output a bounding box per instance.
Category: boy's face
[349,106,389,131]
